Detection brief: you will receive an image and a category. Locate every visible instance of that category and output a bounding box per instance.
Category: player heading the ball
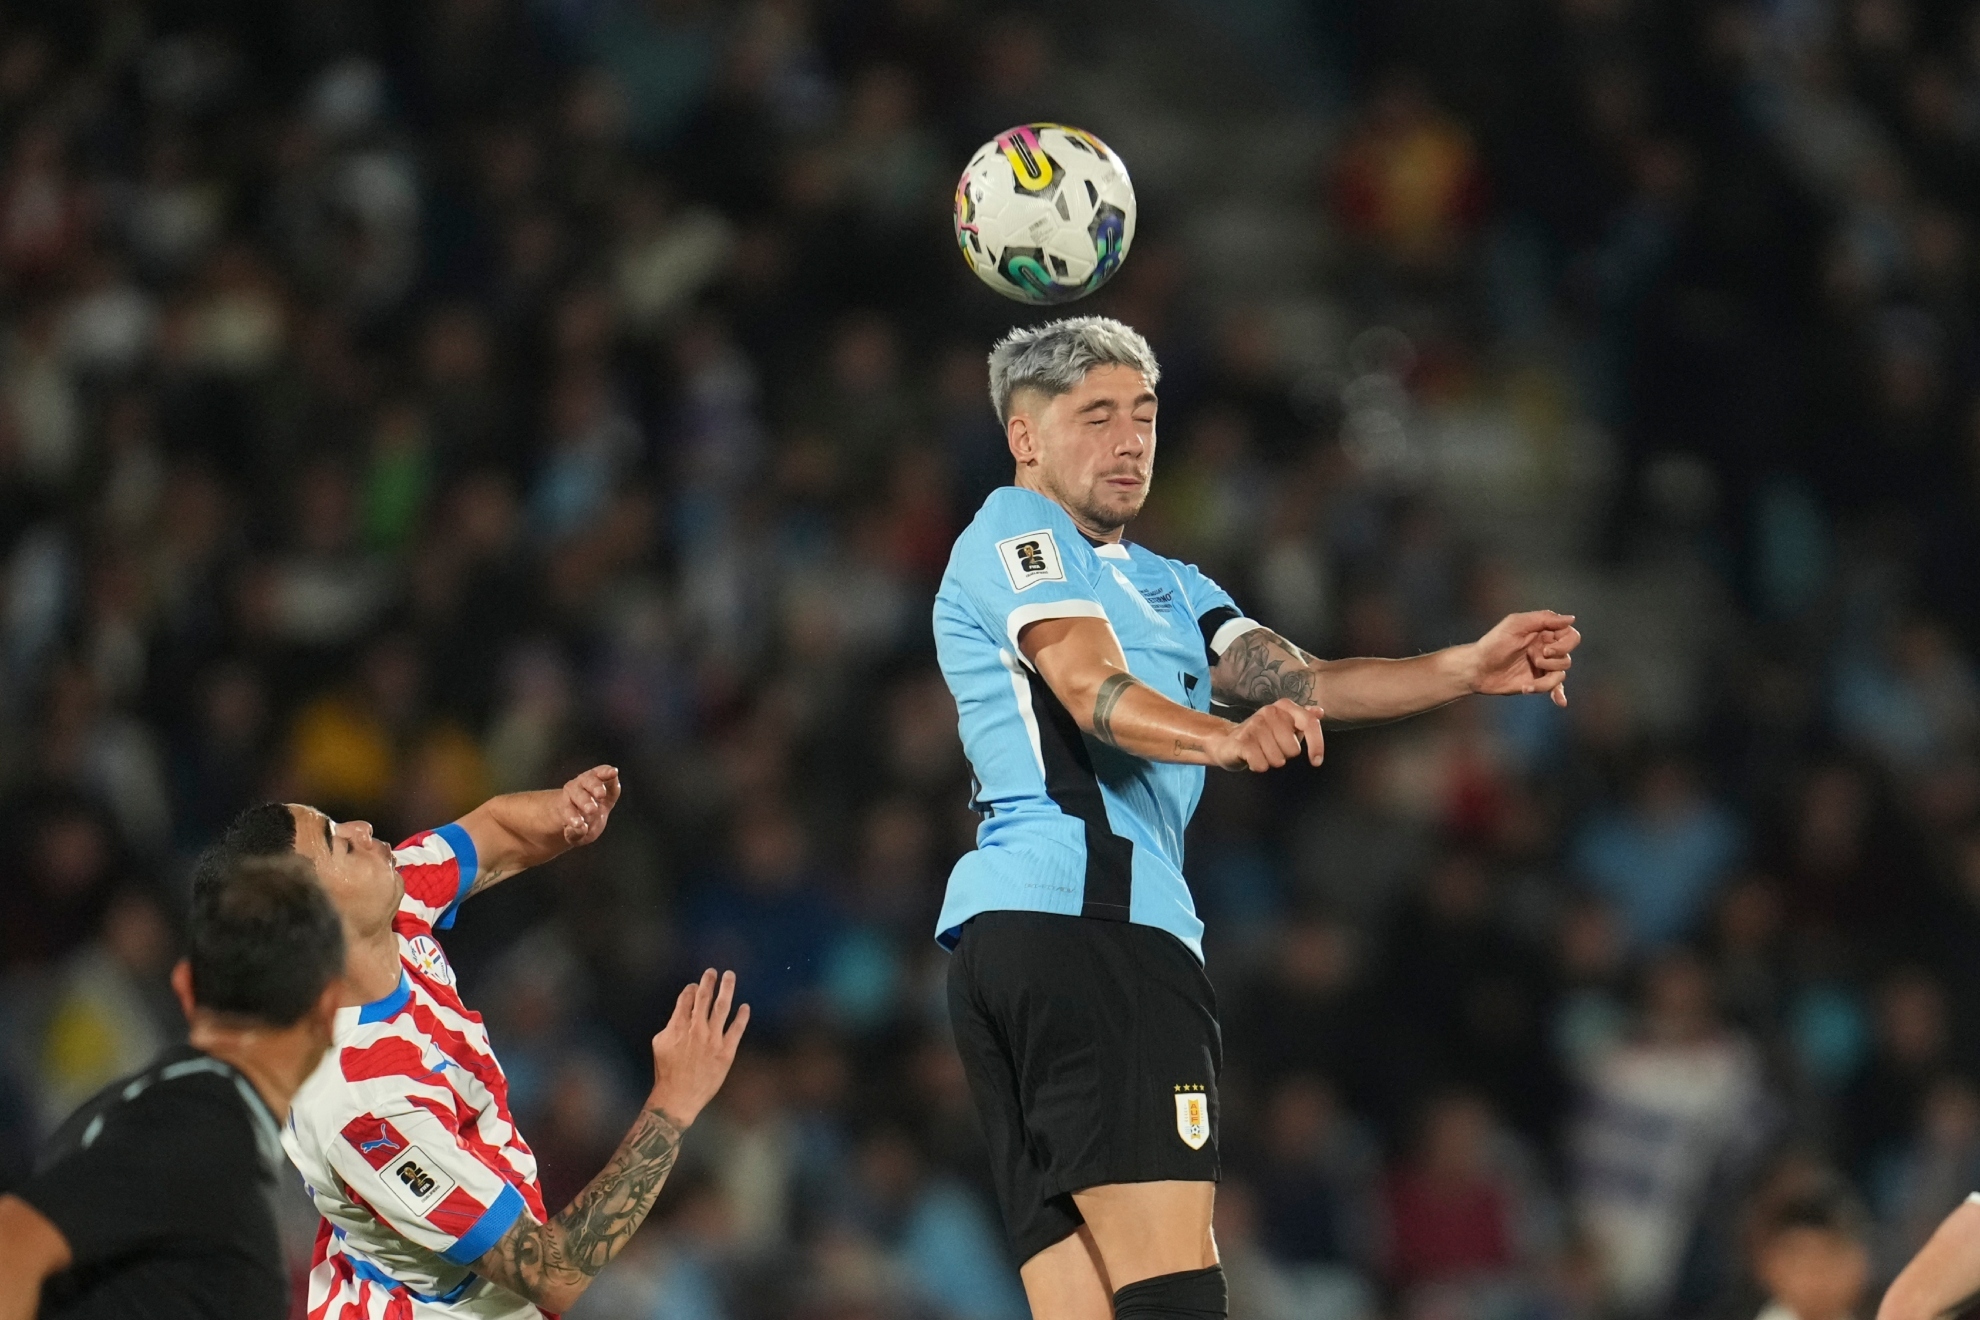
[931,314,1580,1320]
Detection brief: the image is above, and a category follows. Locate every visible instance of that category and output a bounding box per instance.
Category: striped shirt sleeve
[392,824,479,930]
[329,1105,526,1266]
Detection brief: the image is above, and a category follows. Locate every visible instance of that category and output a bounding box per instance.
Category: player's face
[287,805,402,939]
[1013,363,1157,536]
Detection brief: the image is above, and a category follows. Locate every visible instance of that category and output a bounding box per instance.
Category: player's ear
[1007,411,1037,467]
[170,958,196,1022]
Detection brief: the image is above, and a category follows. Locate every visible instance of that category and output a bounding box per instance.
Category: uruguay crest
[1175,1088,1209,1150]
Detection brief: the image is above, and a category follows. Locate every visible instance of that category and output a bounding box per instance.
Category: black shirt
[17,1044,290,1319]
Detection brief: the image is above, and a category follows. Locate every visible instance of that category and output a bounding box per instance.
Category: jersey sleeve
[392,823,479,930]
[1170,560,1266,666]
[329,1104,527,1267]
[950,512,1108,668]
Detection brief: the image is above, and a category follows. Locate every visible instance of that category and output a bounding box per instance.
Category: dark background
[2,1,1979,1317]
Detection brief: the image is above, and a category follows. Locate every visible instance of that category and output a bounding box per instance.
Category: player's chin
[1091,486,1149,527]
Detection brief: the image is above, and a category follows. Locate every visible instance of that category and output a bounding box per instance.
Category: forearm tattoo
[1214,630,1318,708]
[478,1105,684,1304]
[1092,672,1145,747]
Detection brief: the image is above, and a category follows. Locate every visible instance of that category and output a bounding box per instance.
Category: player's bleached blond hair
[987,316,1161,427]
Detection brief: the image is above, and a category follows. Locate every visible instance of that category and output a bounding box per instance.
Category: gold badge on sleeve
[1174,1085,1209,1151]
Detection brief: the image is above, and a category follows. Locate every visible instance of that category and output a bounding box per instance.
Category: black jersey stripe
[1023,667,1134,920]
[1197,606,1242,668]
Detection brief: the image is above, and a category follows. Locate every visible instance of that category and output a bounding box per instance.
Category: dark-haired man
[214,767,748,1316]
[0,853,345,1319]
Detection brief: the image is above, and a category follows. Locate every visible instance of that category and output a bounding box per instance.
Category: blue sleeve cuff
[430,822,480,930]
[442,1182,524,1265]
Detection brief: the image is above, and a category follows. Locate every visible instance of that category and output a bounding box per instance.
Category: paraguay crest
[1174,1085,1209,1150]
[407,933,456,987]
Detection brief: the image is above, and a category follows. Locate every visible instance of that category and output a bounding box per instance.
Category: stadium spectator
[1746,1187,1872,1320]
[1383,1091,1525,1288]
[20,889,179,1130]
[1839,970,1956,1189]
[1213,1178,1376,1320]
[1872,1076,1980,1280]
[834,1124,1027,1320]
[1571,756,1745,950]
[1332,71,1487,280]
[1247,1072,1381,1272]
[1571,952,1775,1316]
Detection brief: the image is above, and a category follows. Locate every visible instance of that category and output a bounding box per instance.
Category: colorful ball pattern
[953,124,1136,304]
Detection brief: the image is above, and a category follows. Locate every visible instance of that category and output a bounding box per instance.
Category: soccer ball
[953,124,1135,304]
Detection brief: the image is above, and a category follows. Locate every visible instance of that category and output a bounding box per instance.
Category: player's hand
[1466,611,1580,707]
[648,969,749,1128]
[560,765,621,845]
[1207,698,1325,772]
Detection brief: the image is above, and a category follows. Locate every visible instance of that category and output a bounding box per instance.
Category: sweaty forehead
[287,804,330,859]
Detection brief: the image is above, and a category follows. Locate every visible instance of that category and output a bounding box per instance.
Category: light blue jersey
[932,487,1264,961]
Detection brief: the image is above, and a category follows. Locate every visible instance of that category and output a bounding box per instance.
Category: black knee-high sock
[1111,1265,1227,1319]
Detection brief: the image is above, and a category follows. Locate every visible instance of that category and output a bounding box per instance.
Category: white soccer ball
[953,123,1136,304]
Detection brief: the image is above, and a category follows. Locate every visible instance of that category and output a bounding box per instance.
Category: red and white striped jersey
[285,825,549,1318]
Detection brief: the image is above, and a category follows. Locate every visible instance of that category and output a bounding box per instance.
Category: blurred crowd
[3,2,1980,1320]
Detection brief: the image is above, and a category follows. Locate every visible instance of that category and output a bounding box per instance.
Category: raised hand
[1467,611,1580,707]
[648,969,750,1128]
[1205,698,1326,772]
[560,765,622,846]
[473,966,748,1311]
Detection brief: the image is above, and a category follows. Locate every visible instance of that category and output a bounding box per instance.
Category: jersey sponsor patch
[1174,1086,1209,1150]
[406,934,456,987]
[382,1143,458,1217]
[996,529,1066,592]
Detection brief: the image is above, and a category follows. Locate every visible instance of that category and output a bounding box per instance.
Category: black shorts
[947,910,1222,1264]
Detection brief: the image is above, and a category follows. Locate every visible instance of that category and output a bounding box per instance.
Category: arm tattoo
[1213,630,1318,709]
[465,866,512,900]
[477,1105,683,1305]
[1092,672,1144,747]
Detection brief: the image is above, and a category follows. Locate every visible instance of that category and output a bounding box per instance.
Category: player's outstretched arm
[453,765,622,897]
[0,1194,70,1320]
[1211,611,1579,726]
[1881,1197,1980,1320]
[474,969,748,1312]
[1022,616,1324,772]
